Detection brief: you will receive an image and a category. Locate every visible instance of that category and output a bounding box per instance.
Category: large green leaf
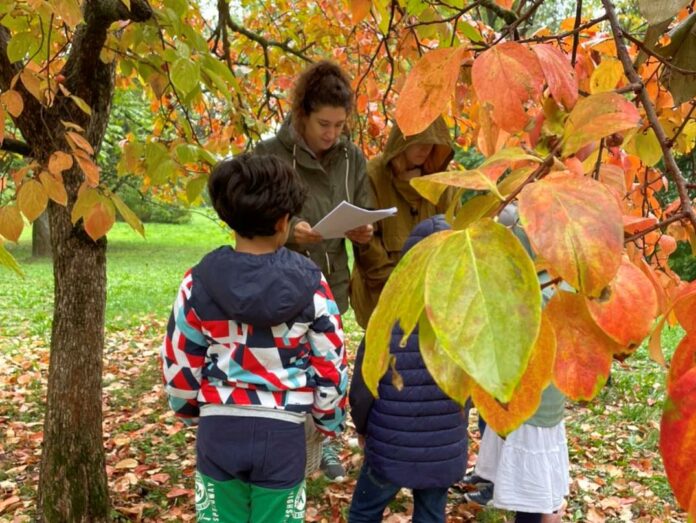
[660,13,696,104]
[518,174,623,297]
[562,92,641,156]
[170,58,200,96]
[363,230,454,396]
[418,314,473,406]
[424,219,541,402]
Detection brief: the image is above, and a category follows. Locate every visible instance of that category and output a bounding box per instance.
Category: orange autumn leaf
[83,200,115,241]
[472,42,544,133]
[0,204,24,242]
[585,258,658,348]
[532,44,579,109]
[518,174,623,297]
[48,151,74,175]
[73,151,101,186]
[395,46,466,136]
[350,0,371,24]
[17,179,48,222]
[471,314,556,436]
[66,131,95,155]
[547,290,622,400]
[39,171,68,206]
[660,366,696,513]
[623,215,658,234]
[673,281,696,333]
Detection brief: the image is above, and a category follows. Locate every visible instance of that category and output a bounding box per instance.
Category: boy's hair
[291,60,354,121]
[207,154,306,239]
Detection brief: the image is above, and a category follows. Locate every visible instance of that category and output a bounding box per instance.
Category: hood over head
[192,246,321,327]
[382,116,454,175]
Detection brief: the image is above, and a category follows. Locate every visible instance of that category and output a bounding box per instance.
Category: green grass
[1,211,231,338]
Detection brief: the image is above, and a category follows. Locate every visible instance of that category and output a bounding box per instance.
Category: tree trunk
[32,212,52,258]
[37,198,109,521]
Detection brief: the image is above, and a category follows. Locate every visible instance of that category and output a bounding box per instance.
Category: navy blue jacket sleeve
[349,339,374,435]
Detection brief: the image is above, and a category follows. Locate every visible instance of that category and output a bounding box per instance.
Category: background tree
[1,0,696,520]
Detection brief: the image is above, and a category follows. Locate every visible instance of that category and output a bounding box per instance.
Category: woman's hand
[294,221,323,244]
[345,224,374,244]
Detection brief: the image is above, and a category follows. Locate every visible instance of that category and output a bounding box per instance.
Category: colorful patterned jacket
[161,245,347,436]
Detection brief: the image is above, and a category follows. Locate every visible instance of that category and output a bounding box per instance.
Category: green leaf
[186,175,208,204]
[480,147,542,168]
[661,13,696,104]
[460,21,483,43]
[638,0,690,24]
[424,220,542,402]
[364,230,454,396]
[0,241,23,277]
[7,32,40,63]
[452,194,498,230]
[418,314,473,405]
[170,58,200,96]
[110,193,145,238]
[150,160,177,185]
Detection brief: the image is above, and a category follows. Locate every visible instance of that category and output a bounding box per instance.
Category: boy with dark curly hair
[161,153,348,522]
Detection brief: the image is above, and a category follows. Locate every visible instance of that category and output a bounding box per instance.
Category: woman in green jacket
[350,116,459,329]
[255,61,373,315]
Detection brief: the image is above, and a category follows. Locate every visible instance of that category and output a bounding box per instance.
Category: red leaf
[660,366,696,512]
[585,258,658,348]
[472,42,544,133]
[547,290,621,400]
[669,331,696,392]
[532,44,579,109]
[395,46,465,136]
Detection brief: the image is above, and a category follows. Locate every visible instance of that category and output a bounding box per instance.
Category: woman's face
[404,143,434,169]
[301,106,348,155]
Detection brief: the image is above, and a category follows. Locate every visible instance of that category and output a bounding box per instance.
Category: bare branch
[0,137,32,157]
[624,212,688,243]
[571,0,583,65]
[602,0,696,233]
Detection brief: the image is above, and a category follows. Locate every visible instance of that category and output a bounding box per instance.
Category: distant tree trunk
[32,213,52,258]
[38,199,108,521]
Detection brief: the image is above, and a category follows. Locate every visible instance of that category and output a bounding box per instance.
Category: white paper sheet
[313,200,397,239]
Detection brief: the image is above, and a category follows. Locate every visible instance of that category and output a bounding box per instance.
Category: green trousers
[195,470,306,522]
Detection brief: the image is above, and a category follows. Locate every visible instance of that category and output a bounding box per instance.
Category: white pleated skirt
[474,421,570,514]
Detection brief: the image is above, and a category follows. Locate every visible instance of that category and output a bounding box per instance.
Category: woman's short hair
[207,154,306,238]
[291,60,354,121]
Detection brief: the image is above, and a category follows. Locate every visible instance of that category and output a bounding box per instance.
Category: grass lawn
[0,212,686,521]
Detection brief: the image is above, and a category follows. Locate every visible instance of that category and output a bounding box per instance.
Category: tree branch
[478,0,518,24]
[624,212,688,243]
[602,0,696,233]
[222,9,312,63]
[0,137,32,157]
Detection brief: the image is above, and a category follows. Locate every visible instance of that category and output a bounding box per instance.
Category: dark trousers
[348,464,449,523]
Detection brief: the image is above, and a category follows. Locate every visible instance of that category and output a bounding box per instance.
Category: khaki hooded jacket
[255,116,373,313]
[350,117,458,328]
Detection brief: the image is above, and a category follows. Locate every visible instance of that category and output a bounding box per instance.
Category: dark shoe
[464,484,494,506]
[320,442,346,482]
[461,473,493,486]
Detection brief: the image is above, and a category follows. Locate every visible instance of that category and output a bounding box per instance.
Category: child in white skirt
[473,384,569,523]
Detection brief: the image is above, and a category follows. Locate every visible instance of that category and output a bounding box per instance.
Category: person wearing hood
[350,116,459,329]
[255,60,374,316]
[161,154,347,522]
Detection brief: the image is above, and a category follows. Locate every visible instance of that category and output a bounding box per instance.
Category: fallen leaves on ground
[0,317,686,521]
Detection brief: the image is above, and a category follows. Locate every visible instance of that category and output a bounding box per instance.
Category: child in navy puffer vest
[348,216,468,523]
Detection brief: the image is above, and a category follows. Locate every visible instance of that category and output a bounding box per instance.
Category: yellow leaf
[590,58,624,94]
[635,128,663,166]
[111,192,144,237]
[0,106,4,145]
[73,151,100,186]
[69,95,92,115]
[0,90,24,117]
[20,70,43,103]
[39,171,68,206]
[0,205,24,242]
[71,185,100,224]
[17,179,48,222]
[0,241,23,277]
[51,0,83,27]
[48,151,74,175]
[114,458,138,470]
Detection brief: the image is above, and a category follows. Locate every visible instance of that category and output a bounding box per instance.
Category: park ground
[0,212,687,522]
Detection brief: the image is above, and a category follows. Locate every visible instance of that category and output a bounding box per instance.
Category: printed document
[313,201,397,239]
